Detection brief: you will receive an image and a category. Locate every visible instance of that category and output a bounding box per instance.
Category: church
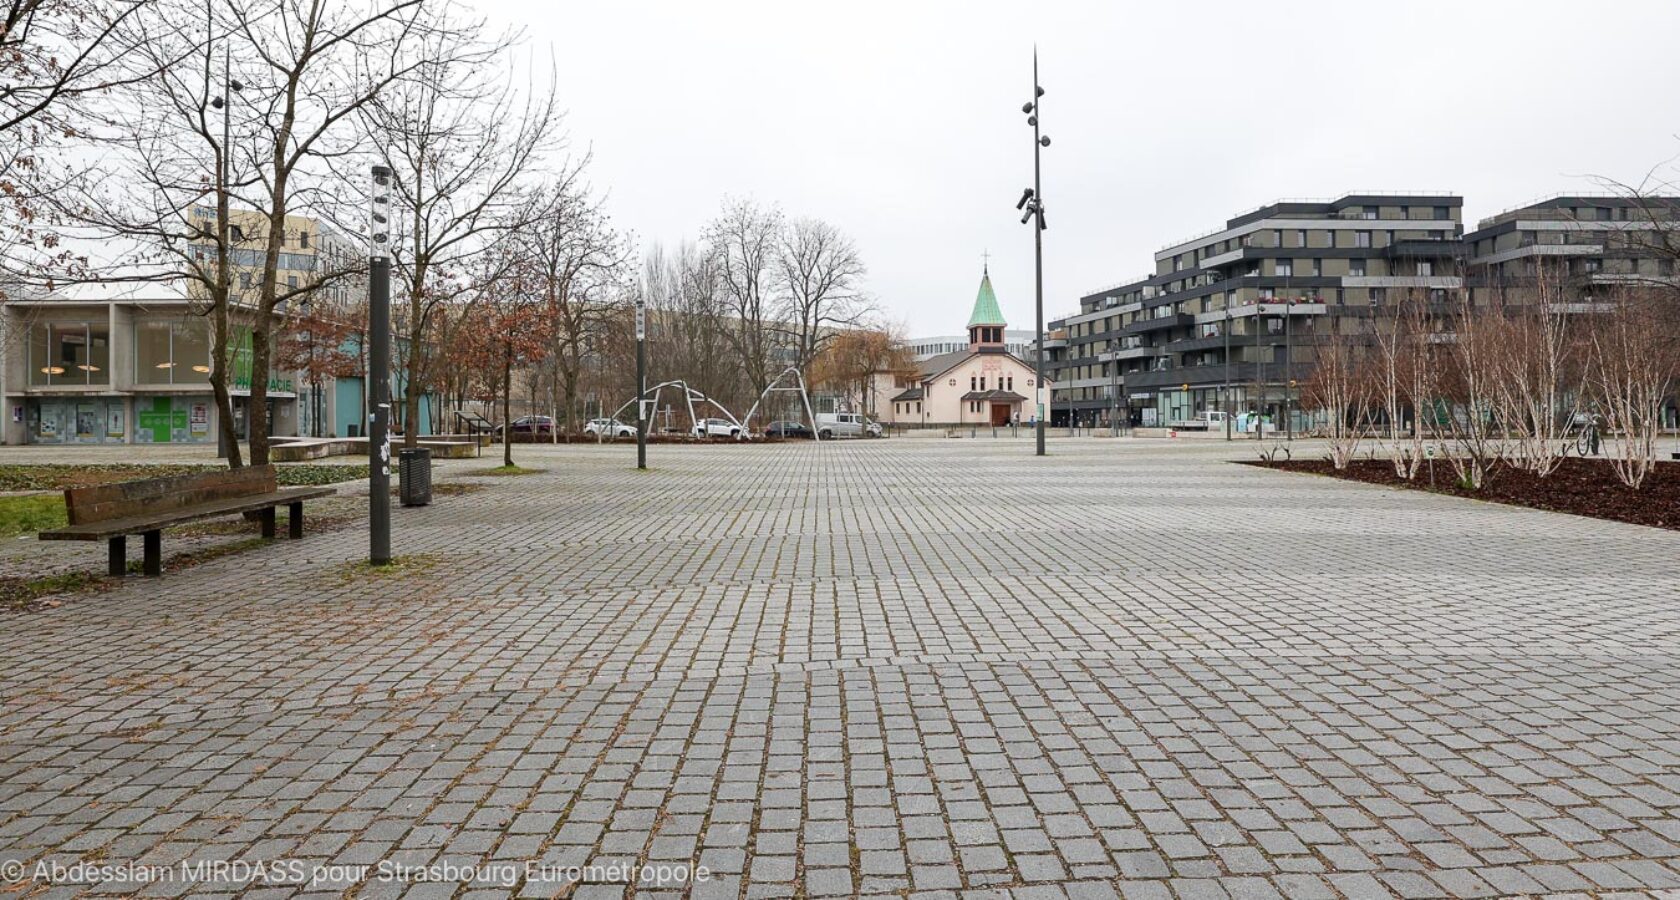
[874,268,1048,427]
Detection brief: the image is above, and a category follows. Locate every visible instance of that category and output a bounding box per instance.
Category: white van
[814,413,882,439]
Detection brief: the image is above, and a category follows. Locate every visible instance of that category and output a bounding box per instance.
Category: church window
[980,377,986,390]
[970,376,976,390]
[1007,376,1013,391]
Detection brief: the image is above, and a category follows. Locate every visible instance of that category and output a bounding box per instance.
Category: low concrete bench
[38,465,336,577]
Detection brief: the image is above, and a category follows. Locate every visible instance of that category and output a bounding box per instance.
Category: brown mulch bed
[1244,456,1680,531]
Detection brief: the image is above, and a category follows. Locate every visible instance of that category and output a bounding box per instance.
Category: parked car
[583,417,637,438]
[814,412,882,439]
[692,417,745,440]
[494,415,554,437]
[764,420,813,439]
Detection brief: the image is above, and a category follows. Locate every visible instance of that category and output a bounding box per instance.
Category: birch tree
[357,7,559,446]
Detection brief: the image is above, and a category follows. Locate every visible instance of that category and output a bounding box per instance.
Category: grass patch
[331,553,442,582]
[469,464,543,476]
[0,463,368,491]
[0,494,68,538]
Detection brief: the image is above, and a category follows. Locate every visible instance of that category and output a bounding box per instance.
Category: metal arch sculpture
[609,380,745,438]
[740,367,822,442]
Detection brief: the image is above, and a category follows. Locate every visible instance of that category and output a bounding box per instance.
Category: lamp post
[1223,307,1233,441]
[367,165,393,566]
[1109,347,1118,437]
[1017,49,1051,456]
[635,297,647,470]
[1254,301,1264,440]
[1284,304,1294,440]
[212,46,242,460]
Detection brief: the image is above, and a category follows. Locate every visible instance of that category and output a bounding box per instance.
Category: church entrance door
[989,403,1011,427]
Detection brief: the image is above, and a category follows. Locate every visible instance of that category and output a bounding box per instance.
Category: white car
[815,412,882,439]
[693,417,744,440]
[584,418,636,438]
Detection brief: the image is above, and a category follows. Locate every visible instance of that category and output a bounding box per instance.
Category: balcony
[1166,334,1229,353]
[1385,239,1466,260]
[1123,312,1194,335]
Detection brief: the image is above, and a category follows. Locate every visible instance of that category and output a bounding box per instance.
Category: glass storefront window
[27,322,110,385]
[88,325,110,383]
[134,317,211,384]
[28,325,50,385]
[174,319,211,384]
[136,321,173,384]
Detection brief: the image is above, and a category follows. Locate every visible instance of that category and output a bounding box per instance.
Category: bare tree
[643,241,743,411]
[1370,292,1435,479]
[1439,290,1504,489]
[357,8,560,447]
[1491,263,1583,477]
[773,216,869,376]
[519,179,628,436]
[1303,321,1371,470]
[2,0,162,298]
[1588,286,1677,489]
[705,198,783,403]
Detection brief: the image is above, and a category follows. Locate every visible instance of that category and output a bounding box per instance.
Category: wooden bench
[38,465,336,578]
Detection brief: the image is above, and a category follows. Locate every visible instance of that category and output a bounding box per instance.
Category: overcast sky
[480,0,1680,336]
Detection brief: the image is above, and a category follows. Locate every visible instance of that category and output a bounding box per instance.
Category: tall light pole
[1017,49,1051,456]
[635,297,647,470]
[1223,307,1233,441]
[367,165,393,565]
[211,44,242,460]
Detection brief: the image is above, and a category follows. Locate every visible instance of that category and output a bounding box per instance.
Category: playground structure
[608,367,822,440]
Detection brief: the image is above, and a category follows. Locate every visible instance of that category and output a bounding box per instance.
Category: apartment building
[1045,193,1465,427]
[1465,195,1680,302]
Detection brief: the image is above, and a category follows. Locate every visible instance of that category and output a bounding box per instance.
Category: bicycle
[1562,414,1602,457]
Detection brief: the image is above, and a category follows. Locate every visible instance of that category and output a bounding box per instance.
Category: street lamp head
[1015,187,1035,210]
[1027,115,1037,126]
[211,96,225,109]
[1039,135,1052,147]
[1021,101,1035,113]
[1036,86,1045,97]
[230,79,243,92]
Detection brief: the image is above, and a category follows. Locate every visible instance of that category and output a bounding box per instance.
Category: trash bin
[398,447,432,506]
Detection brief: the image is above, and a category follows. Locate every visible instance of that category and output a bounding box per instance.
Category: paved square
[2,439,1678,898]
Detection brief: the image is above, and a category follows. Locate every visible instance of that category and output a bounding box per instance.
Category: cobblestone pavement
[2,439,1679,899]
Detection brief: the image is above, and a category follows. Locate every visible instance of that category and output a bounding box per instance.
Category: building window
[1295,229,1307,248]
[1417,260,1433,277]
[1434,206,1449,221]
[1275,259,1292,277]
[28,322,111,386]
[1310,258,1322,277]
[970,376,976,390]
[1370,287,1387,306]
[299,230,310,248]
[1362,206,1377,220]
[135,318,212,385]
[1355,231,1371,248]
[1349,259,1366,277]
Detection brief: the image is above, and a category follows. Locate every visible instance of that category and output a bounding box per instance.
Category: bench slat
[41,486,335,540]
[66,466,280,526]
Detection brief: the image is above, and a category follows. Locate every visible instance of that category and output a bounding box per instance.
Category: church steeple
[967,265,1007,351]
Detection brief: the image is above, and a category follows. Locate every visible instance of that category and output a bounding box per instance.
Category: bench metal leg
[142,530,162,577]
[108,536,127,577]
[260,507,276,539]
[288,501,304,539]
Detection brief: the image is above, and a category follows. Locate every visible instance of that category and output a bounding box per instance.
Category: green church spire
[967,268,1006,328]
